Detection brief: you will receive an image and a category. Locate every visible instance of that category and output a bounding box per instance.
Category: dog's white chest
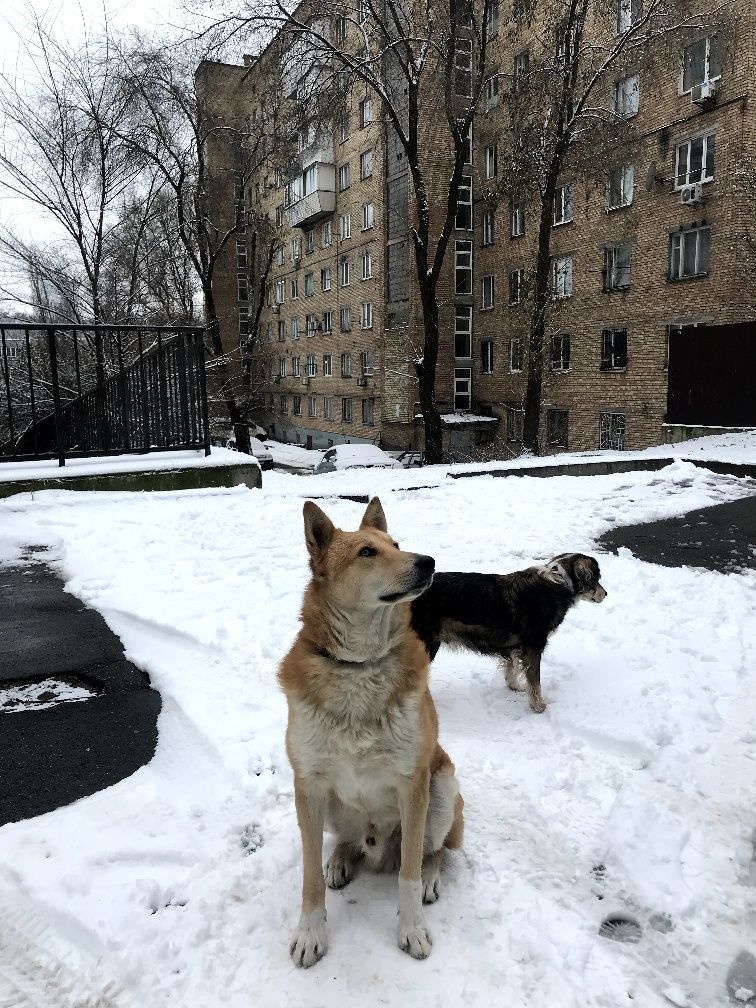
[289,675,419,816]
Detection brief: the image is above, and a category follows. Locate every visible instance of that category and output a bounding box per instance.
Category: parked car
[396,450,425,469]
[227,436,274,470]
[314,444,403,475]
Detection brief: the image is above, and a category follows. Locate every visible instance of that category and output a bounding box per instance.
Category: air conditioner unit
[680,183,704,206]
[271,304,281,313]
[691,80,717,106]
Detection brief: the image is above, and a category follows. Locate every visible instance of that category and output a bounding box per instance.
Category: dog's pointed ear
[573,555,596,589]
[360,496,388,533]
[304,501,335,556]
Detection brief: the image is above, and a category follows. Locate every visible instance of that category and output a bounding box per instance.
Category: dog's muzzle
[592,583,607,602]
[379,554,435,603]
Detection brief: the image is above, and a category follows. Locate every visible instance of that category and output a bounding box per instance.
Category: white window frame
[482,211,495,246]
[484,72,500,108]
[553,182,574,225]
[362,202,375,230]
[338,163,351,191]
[550,332,571,372]
[321,221,332,246]
[340,214,352,239]
[614,74,640,118]
[323,354,333,375]
[339,256,351,287]
[290,317,299,340]
[360,98,374,127]
[616,0,642,33]
[361,250,373,280]
[675,132,715,188]
[308,394,317,418]
[599,412,626,450]
[361,301,373,329]
[360,149,374,179]
[681,35,721,94]
[510,201,525,237]
[485,144,498,179]
[509,268,524,304]
[454,37,473,97]
[360,349,374,375]
[292,355,301,377]
[481,339,494,374]
[606,164,634,210]
[321,267,332,291]
[605,243,631,290]
[551,255,573,298]
[669,226,711,280]
[323,396,333,420]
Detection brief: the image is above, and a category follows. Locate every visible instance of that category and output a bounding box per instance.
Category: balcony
[284,161,336,228]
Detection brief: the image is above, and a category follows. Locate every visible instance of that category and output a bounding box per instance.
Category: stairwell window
[550,332,570,371]
[455,239,473,294]
[482,274,495,310]
[605,243,631,290]
[509,268,524,304]
[551,255,573,298]
[454,38,473,97]
[553,182,573,225]
[485,144,498,179]
[455,305,472,358]
[600,328,628,371]
[481,339,494,374]
[682,35,721,93]
[454,367,472,410]
[675,133,715,188]
[607,164,634,210]
[456,176,473,230]
[510,337,524,372]
[669,225,711,280]
[482,211,495,246]
[507,406,524,442]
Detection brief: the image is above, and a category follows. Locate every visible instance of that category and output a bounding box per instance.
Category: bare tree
[497,0,732,453]
[207,0,498,462]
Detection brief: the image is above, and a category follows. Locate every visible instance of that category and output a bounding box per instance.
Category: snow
[0,678,97,713]
[0,433,754,1006]
[439,412,499,424]
[261,439,322,470]
[0,447,257,484]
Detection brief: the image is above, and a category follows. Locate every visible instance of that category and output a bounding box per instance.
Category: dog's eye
[392,542,399,550]
[359,546,377,558]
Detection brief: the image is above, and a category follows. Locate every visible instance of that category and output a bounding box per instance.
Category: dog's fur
[410,553,606,712]
[279,497,464,968]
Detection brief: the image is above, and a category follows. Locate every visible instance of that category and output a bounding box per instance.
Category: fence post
[197,330,211,456]
[46,329,66,467]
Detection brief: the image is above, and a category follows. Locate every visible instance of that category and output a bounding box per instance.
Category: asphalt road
[0,559,160,827]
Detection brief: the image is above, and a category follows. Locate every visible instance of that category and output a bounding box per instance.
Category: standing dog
[279,497,464,967]
[410,554,606,712]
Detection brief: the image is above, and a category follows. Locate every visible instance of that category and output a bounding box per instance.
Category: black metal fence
[0,325,210,466]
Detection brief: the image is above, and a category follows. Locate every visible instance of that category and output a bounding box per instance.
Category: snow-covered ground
[0,447,253,484]
[0,439,755,1007]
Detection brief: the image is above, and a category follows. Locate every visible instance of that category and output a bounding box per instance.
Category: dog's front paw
[398,918,433,959]
[529,695,547,713]
[325,846,355,889]
[290,911,328,968]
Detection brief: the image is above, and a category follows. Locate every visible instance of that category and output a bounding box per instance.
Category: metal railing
[0,324,210,466]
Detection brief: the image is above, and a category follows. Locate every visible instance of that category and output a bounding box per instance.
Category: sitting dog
[410,553,606,712]
[279,497,464,967]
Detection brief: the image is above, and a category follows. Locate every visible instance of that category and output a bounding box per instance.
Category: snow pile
[0,453,754,1007]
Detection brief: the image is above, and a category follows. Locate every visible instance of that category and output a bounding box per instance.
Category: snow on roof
[439,412,499,424]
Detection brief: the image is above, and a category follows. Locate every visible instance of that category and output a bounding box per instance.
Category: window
[360,98,374,127]
[551,256,573,298]
[308,394,317,418]
[362,202,375,230]
[361,250,373,279]
[550,333,570,371]
[513,50,529,93]
[339,164,351,191]
[481,339,494,374]
[306,313,319,335]
[669,225,711,280]
[324,396,333,420]
[278,355,286,376]
[339,256,351,286]
[482,211,495,246]
[546,409,568,448]
[454,367,471,410]
[485,72,501,108]
[607,164,634,209]
[275,244,285,266]
[304,229,315,254]
[486,0,500,37]
[292,355,301,377]
[553,182,573,225]
[341,352,352,377]
[362,398,375,426]
[614,74,640,117]
[290,317,299,340]
[482,274,495,310]
[485,144,498,179]
[455,240,473,294]
[361,149,374,179]
[616,0,642,32]
[321,267,332,291]
[342,397,353,423]
[601,328,628,371]
[556,18,579,64]
[340,214,352,239]
[600,412,626,450]
[507,407,524,442]
[306,354,317,376]
[304,273,314,296]
[456,176,473,230]
[510,337,524,372]
[463,124,473,165]
[358,0,369,24]
[291,238,301,262]
[682,35,721,93]
[337,112,349,144]
[280,395,288,414]
[323,354,333,375]
[360,350,374,375]
[361,301,373,328]
[323,311,333,333]
[455,305,472,358]
[278,320,286,342]
[340,306,352,332]
[276,206,284,227]
[454,38,473,96]
[509,268,524,304]
[510,201,525,237]
[274,279,285,303]
[675,133,715,188]
[290,277,299,301]
[293,395,302,416]
[605,243,631,290]
[322,221,333,246]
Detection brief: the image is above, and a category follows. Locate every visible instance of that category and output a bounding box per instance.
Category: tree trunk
[416,282,443,464]
[203,281,250,454]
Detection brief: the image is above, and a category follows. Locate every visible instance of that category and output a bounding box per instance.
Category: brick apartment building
[199,2,756,456]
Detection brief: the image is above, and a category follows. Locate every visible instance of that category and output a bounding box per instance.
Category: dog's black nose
[414,555,435,576]
[365,835,376,847]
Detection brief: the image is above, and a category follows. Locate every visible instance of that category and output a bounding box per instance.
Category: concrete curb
[449,457,756,482]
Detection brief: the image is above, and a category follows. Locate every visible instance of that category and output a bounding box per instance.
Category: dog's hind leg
[499,651,525,691]
[325,842,360,889]
[421,848,444,904]
[521,646,547,713]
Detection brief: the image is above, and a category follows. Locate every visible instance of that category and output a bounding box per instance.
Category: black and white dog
[410,554,606,712]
